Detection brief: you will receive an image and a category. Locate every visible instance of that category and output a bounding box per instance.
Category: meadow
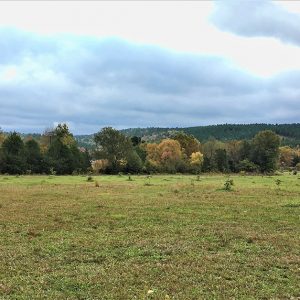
[0,173,299,299]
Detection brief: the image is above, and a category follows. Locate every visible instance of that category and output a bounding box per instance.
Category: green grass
[0,173,299,299]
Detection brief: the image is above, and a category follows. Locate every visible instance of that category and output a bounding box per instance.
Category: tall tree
[252,130,280,172]
[172,132,201,158]
[1,132,26,174]
[24,139,44,173]
[94,127,133,173]
[0,128,5,146]
[158,139,182,173]
[46,139,74,174]
[214,149,229,172]
[45,124,84,174]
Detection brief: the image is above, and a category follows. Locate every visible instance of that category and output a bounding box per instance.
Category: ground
[0,173,299,299]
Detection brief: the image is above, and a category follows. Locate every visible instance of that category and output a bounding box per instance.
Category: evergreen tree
[252,130,280,173]
[46,139,74,174]
[24,139,44,173]
[1,132,26,174]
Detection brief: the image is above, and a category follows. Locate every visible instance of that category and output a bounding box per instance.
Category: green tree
[94,127,133,173]
[44,124,84,174]
[215,149,229,172]
[131,136,142,146]
[125,150,143,173]
[55,123,76,146]
[0,128,5,146]
[238,159,258,173]
[46,139,74,174]
[80,149,92,172]
[252,130,280,173]
[202,138,225,171]
[24,139,44,173]
[0,132,26,174]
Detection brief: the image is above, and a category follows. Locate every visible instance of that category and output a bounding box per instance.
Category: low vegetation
[0,173,299,299]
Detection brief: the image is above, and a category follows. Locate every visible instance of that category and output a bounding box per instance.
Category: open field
[0,174,299,299]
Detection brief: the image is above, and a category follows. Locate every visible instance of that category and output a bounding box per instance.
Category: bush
[224,178,234,191]
[238,159,258,173]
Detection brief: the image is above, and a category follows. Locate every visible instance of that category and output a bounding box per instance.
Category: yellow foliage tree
[92,159,109,173]
[145,143,161,167]
[158,139,182,163]
[146,139,182,172]
[279,146,295,167]
[190,151,204,166]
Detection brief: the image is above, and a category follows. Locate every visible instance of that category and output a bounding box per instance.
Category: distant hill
[6,123,299,149]
[74,123,300,148]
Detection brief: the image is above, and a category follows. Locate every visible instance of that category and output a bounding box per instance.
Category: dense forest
[1,124,300,175]
[72,123,300,149]
[122,123,300,145]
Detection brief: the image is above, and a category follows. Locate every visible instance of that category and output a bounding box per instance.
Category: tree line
[0,124,90,175]
[0,124,299,175]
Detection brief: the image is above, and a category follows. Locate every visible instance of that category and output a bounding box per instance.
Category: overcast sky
[1,1,300,134]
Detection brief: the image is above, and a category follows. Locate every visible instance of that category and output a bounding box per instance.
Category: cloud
[211,0,300,46]
[0,28,300,134]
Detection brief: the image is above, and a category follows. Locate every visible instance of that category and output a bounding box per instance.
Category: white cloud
[0,30,300,133]
[0,1,300,77]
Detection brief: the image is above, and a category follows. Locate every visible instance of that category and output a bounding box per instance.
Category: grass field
[0,173,299,299]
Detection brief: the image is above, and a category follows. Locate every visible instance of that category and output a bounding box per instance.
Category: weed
[275,179,282,188]
[49,167,56,176]
[224,178,234,191]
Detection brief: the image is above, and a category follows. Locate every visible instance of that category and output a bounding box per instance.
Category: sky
[0,1,300,134]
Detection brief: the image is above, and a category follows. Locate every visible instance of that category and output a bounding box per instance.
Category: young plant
[144,175,152,186]
[224,178,234,191]
[275,179,282,190]
[87,176,93,182]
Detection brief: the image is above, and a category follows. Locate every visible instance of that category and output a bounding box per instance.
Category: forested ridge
[8,124,300,149]
[121,123,300,144]
[72,123,300,148]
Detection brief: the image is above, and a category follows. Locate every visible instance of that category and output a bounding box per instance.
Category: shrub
[144,175,152,186]
[275,179,282,189]
[238,159,258,173]
[87,176,93,182]
[224,178,234,191]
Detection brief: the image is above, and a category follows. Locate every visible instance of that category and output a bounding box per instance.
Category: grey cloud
[0,28,299,134]
[211,0,300,46]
